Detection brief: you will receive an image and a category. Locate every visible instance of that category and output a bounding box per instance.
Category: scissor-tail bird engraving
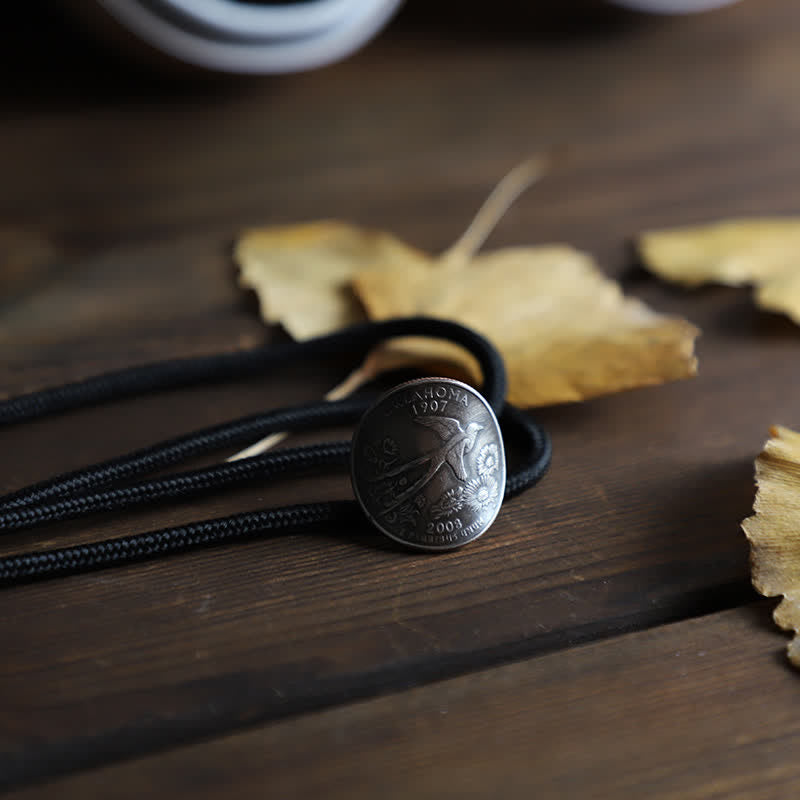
[374,417,483,515]
[351,378,507,550]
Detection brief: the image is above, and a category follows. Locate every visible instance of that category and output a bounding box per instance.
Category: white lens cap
[95,0,403,74]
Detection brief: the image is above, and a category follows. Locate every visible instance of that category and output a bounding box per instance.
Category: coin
[351,377,506,551]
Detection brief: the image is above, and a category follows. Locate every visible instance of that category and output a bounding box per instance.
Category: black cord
[0,397,370,513]
[0,317,506,513]
[0,404,549,534]
[0,502,361,584]
[0,317,507,426]
[0,318,550,586]
[0,441,351,531]
[0,407,549,585]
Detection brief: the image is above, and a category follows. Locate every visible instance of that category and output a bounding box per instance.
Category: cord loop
[0,318,550,584]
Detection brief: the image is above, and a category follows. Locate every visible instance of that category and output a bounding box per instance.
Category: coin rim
[350,377,506,551]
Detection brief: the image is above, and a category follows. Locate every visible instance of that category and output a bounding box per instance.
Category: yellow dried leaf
[233,160,698,420]
[756,269,800,324]
[235,221,428,339]
[638,218,800,323]
[742,425,800,667]
[353,245,699,407]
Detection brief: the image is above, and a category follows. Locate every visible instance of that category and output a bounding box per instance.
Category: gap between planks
[8,601,795,800]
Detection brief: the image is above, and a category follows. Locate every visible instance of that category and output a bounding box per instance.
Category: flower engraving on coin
[476,442,500,477]
[384,496,425,534]
[431,486,465,519]
[464,475,500,514]
[364,436,400,476]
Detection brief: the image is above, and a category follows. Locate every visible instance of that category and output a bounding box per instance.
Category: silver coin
[351,377,506,551]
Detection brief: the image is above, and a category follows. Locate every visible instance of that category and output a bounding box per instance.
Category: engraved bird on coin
[373,417,483,515]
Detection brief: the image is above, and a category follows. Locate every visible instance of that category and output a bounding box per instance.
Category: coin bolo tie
[0,317,551,585]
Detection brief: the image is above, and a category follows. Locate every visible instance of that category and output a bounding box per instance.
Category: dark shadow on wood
[393,0,649,44]
[0,3,263,109]
[0,578,760,794]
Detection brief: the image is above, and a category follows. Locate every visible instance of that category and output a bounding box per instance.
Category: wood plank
[2,0,800,790]
[0,228,777,790]
[11,604,799,800]
[0,0,798,262]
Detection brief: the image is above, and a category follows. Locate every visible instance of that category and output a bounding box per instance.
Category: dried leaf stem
[439,155,550,265]
[230,157,549,460]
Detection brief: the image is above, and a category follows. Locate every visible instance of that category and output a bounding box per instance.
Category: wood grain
[11,604,798,800]
[0,232,776,789]
[1,1,798,262]
[2,0,800,793]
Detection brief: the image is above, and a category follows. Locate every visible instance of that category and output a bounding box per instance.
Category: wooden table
[3,2,800,796]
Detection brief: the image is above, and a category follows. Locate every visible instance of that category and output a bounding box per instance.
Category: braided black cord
[0,407,550,532]
[0,441,350,531]
[0,396,370,512]
[0,317,550,586]
[0,502,361,584]
[0,408,549,585]
[502,405,552,498]
[0,317,507,426]
[0,317,504,512]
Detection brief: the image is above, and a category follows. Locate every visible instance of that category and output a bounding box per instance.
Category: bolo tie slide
[0,317,551,585]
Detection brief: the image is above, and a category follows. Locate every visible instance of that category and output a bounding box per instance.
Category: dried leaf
[638,218,800,323]
[742,425,800,667]
[235,221,428,340]
[353,245,699,407]
[234,161,698,416]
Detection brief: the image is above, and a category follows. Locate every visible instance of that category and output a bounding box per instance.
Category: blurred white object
[611,0,741,11]
[73,1,743,76]
[94,0,403,74]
